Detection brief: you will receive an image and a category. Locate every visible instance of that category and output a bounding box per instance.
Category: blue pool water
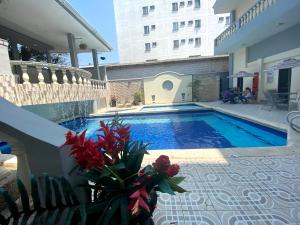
[61,111,287,150]
[141,104,202,112]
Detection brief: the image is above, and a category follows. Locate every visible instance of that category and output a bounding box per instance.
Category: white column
[92,49,101,80]
[67,33,79,68]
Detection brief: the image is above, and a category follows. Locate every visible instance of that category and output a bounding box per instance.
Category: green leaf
[31,176,41,211]
[17,178,30,212]
[158,179,175,195]
[0,187,19,218]
[32,213,42,225]
[102,200,120,225]
[120,197,129,225]
[168,177,185,185]
[167,178,187,193]
[61,177,79,205]
[79,204,87,225]
[51,179,63,207]
[0,214,8,225]
[45,175,53,208]
[65,206,79,225]
[45,209,59,225]
[111,162,126,170]
[20,214,30,225]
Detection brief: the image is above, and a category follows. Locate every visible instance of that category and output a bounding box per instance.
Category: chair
[263,90,289,110]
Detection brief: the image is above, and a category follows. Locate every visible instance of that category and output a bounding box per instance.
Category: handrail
[10,60,92,85]
[290,115,300,132]
[215,0,277,47]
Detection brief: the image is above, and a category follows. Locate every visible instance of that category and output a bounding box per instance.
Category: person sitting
[239,87,253,103]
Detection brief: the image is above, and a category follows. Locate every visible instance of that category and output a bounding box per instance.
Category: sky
[68,0,119,66]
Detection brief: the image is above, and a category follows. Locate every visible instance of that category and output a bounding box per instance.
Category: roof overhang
[0,0,112,53]
[213,0,242,14]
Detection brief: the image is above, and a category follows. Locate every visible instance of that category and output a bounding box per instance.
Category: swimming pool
[140,104,202,112]
[61,110,287,150]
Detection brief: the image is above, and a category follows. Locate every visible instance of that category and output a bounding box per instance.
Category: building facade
[214,0,300,109]
[113,0,229,63]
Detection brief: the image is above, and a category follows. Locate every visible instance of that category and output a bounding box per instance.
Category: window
[172,2,178,12]
[144,26,150,35]
[188,38,194,44]
[194,0,200,8]
[145,43,151,52]
[180,1,185,7]
[187,1,193,6]
[151,25,156,30]
[173,40,179,49]
[181,39,186,45]
[218,17,224,23]
[150,5,155,11]
[152,42,157,48]
[195,37,201,47]
[163,80,174,91]
[188,20,193,26]
[173,22,179,31]
[225,16,230,25]
[142,6,148,16]
[195,20,201,28]
[180,21,185,27]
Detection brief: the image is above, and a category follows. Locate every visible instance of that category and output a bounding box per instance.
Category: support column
[257,58,265,102]
[46,51,52,63]
[92,49,101,80]
[10,40,20,60]
[67,33,79,68]
[228,53,234,88]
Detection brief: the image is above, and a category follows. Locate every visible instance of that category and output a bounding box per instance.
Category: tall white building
[113,0,229,63]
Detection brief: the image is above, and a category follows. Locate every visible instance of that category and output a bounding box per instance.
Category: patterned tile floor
[150,156,300,225]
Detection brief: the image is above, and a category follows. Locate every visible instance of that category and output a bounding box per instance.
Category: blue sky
[69,0,119,66]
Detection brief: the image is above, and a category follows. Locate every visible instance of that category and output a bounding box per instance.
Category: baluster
[50,67,58,84]
[37,66,45,84]
[62,70,68,84]
[20,65,30,84]
[70,70,77,84]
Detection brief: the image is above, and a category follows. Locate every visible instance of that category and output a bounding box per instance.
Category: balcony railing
[215,0,277,47]
[1,61,109,106]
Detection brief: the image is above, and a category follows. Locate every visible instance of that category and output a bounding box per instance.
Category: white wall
[114,0,229,63]
[144,72,192,104]
[0,39,12,75]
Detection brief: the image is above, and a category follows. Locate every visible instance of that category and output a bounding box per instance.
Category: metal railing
[215,0,277,47]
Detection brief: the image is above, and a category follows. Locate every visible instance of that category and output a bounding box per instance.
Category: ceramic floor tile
[216,210,261,225]
[183,210,222,225]
[153,210,185,225]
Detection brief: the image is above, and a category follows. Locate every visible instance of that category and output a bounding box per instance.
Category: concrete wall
[144,72,192,104]
[0,39,12,75]
[109,79,144,106]
[193,74,220,101]
[248,23,300,63]
[235,0,255,18]
[113,0,229,63]
[105,56,228,80]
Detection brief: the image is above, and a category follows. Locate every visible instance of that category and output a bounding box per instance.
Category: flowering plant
[111,95,117,101]
[62,118,186,225]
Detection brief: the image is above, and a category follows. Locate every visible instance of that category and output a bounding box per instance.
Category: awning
[227,71,255,78]
[265,58,300,72]
[0,0,112,53]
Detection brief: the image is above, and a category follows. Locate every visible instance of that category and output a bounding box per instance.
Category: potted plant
[0,119,186,225]
[133,92,143,105]
[111,95,117,107]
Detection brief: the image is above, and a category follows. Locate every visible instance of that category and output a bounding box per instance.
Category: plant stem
[104,165,125,190]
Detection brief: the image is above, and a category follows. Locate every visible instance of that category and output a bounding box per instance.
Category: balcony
[214,0,300,54]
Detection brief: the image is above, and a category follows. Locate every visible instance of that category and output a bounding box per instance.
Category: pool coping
[91,102,300,159]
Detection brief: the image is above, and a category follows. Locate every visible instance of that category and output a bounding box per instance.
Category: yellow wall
[144,72,192,104]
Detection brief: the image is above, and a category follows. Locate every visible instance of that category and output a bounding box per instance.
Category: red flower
[62,130,104,169]
[128,186,150,215]
[167,164,180,177]
[153,155,170,173]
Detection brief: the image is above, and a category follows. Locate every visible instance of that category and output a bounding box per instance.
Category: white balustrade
[4,61,109,106]
[215,0,277,47]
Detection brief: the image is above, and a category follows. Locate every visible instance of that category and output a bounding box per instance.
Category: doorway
[237,77,243,92]
[278,68,291,104]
